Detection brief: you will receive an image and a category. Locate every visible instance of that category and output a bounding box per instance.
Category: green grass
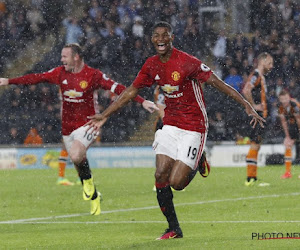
[1,166,300,249]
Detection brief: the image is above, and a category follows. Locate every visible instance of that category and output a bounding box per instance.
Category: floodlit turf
[1,166,300,249]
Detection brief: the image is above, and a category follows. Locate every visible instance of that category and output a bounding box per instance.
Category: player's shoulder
[48,66,64,73]
[145,54,159,64]
[84,64,104,77]
[175,48,200,62]
[251,69,260,78]
[248,69,260,84]
[84,64,98,72]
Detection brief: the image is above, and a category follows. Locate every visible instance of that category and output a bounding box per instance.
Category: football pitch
[1,166,300,249]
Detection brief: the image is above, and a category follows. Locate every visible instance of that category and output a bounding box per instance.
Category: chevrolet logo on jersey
[64,89,83,98]
[161,84,179,94]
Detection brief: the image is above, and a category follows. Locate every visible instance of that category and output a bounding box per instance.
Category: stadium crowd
[0,0,299,144]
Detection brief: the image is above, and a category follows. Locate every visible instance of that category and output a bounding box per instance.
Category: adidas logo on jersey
[155,74,160,80]
[62,79,68,85]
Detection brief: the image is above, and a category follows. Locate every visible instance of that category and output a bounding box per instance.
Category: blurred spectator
[275,77,287,97]
[101,20,123,68]
[209,112,227,141]
[232,50,244,74]
[224,67,243,93]
[277,55,293,82]
[230,32,249,57]
[4,127,23,145]
[88,0,103,20]
[42,0,65,39]
[132,16,144,38]
[182,16,202,57]
[212,29,227,73]
[26,6,46,39]
[24,128,43,145]
[62,17,84,44]
[279,0,293,22]
[288,77,300,99]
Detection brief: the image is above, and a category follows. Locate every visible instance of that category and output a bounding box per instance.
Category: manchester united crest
[79,80,88,89]
[171,71,180,81]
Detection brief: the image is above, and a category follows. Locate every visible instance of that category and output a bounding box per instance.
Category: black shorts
[289,124,299,140]
[249,123,267,144]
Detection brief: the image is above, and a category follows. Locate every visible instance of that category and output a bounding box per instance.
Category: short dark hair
[278,89,289,96]
[64,43,84,59]
[152,21,173,34]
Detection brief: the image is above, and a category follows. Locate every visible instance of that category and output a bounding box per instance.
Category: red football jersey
[133,48,212,133]
[9,64,144,135]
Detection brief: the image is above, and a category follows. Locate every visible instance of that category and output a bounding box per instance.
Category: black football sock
[156,182,180,230]
[76,158,92,180]
[77,158,99,200]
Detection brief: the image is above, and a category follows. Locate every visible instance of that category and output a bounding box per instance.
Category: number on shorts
[84,131,94,141]
[187,146,197,160]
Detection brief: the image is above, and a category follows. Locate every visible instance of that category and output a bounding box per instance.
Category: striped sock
[246,148,258,180]
[285,148,292,173]
[58,149,68,178]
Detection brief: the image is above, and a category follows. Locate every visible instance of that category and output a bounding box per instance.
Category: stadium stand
[0,0,299,145]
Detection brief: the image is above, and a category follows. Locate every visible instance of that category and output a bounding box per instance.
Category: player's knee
[69,152,83,165]
[154,170,169,182]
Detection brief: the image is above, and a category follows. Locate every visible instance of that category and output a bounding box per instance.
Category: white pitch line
[1,192,300,224]
[5,220,300,225]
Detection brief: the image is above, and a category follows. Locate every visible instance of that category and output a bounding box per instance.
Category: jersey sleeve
[132,61,155,88]
[249,71,261,87]
[93,69,145,104]
[9,67,61,85]
[188,57,213,83]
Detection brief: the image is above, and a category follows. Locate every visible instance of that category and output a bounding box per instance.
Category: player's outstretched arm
[0,78,9,86]
[87,85,141,132]
[206,73,265,128]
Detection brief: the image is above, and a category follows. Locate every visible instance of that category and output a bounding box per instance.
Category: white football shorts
[63,125,99,153]
[152,125,207,170]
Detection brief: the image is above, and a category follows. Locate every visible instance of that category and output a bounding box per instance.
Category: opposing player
[86,21,265,239]
[242,52,274,186]
[278,90,300,179]
[0,43,157,215]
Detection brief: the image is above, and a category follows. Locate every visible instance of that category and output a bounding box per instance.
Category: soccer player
[152,85,210,192]
[278,90,300,179]
[0,43,157,215]
[242,52,274,186]
[86,21,265,239]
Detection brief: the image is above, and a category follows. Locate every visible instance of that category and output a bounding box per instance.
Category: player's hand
[253,103,263,112]
[0,78,9,86]
[86,114,108,133]
[246,105,266,128]
[142,100,159,113]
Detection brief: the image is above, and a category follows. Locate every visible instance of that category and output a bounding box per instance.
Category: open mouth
[157,43,166,51]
